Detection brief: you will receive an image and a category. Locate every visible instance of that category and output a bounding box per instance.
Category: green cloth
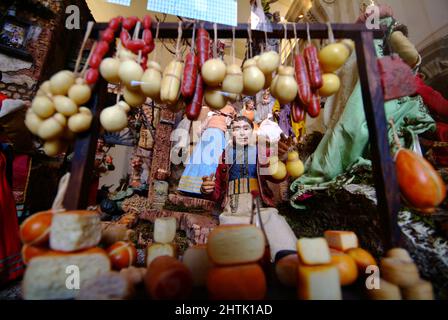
[290,18,435,209]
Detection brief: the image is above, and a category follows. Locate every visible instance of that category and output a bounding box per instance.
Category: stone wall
[0,0,93,101]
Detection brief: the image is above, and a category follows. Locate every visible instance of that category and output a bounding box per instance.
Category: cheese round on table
[21,244,51,265]
[146,243,176,266]
[324,230,359,251]
[296,237,331,265]
[22,247,111,300]
[120,266,147,286]
[380,257,420,288]
[275,254,299,287]
[367,278,402,300]
[182,245,211,287]
[20,210,53,246]
[207,264,267,300]
[50,210,102,252]
[401,279,434,300]
[145,256,193,300]
[107,241,137,270]
[77,271,135,300]
[386,248,413,263]
[346,248,377,273]
[207,225,265,266]
[297,264,342,300]
[330,249,359,286]
[154,217,177,244]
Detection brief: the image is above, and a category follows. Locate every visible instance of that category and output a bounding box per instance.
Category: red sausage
[143,15,152,30]
[126,39,145,53]
[143,29,153,46]
[122,16,138,30]
[108,17,122,31]
[196,28,210,69]
[307,91,321,118]
[304,45,323,90]
[186,75,204,121]
[101,28,115,43]
[89,54,102,69]
[181,52,199,99]
[120,30,130,46]
[95,41,110,57]
[291,98,306,123]
[294,54,311,106]
[85,68,99,85]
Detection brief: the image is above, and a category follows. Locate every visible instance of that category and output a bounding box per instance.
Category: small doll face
[232,120,253,146]
[245,99,255,111]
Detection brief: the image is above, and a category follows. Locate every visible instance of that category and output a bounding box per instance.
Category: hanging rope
[175,20,183,61]
[213,23,218,58]
[74,21,94,75]
[153,21,160,62]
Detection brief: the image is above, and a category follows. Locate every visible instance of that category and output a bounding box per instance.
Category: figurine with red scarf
[201,116,297,261]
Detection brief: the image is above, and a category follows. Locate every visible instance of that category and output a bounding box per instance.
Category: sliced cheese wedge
[297,237,331,265]
[297,264,342,300]
[324,230,358,251]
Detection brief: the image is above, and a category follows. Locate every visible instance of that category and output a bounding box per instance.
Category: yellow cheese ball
[49,70,75,96]
[286,159,305,179]
[53,95,78,117]
[201,59,226,87]
[123,87,146,108]
[100,57,121,84]
[68,82,92,106]
[257,51,280,75]
[68,107,93,133]
[43,139,65,156]
[319,43,350,73]
[25,110,44,135]
[118,60,144,89]
[31,96,55,119]
[204,88,227,110]
[319,73,341,97]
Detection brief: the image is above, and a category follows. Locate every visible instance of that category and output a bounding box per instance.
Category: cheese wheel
[20,210,53,246]
[120,266,147,286]
[324,230,359,251]
[107,241,137,270]
[386,248,413,263]
[275,254,299,287]
[401,279,434,300]
[346,248,377,273]
[77,271,135,300]
[297,264,342,300]
[296,237,331,265]
[21,244,51,265]
[144,256,193,300]
[23,247,111,300]
[207,264,266,300]
[222,64,244,94]
[380,258,420,287]
[330,249,359,286]
[367,278,402,300]
[207,225,265,266]
[154,217,177,244]
[49,210,102,252]
[182,245,211,287]
[242,59,265,96]
[146,243,176,266]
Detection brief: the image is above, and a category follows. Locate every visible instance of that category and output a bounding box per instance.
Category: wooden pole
[355,31,401,248]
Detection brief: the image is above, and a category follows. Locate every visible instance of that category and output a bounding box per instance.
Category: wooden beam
[91,22,385,40]
[63,77,108,210]
[355,31,401,249]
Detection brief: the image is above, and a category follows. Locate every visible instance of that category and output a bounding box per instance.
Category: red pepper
[181,52,198,99]
[101,28,115,43]
[85,68,99,85]
[304,44,323,90]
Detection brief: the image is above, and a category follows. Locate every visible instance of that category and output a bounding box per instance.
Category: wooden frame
[63,22,400,249]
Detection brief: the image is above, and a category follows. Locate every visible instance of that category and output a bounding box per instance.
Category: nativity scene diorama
[1,0,448,301]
